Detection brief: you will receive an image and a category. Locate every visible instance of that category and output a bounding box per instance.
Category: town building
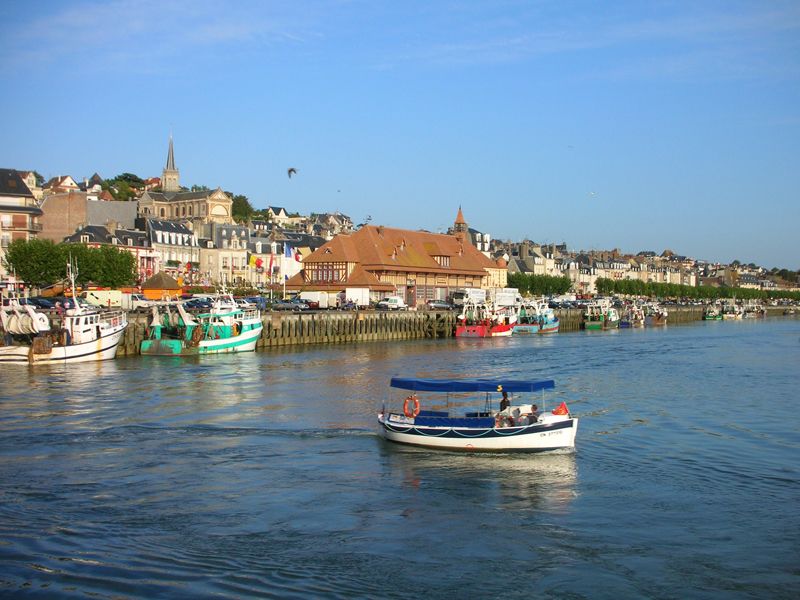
[63,224,159,283]
[137,218,200,285]
[39,191,137,243]
[137,137,234,234]
[0,168,43,283]
[287,211,506,307]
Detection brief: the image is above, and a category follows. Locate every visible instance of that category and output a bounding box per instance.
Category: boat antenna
[66,255,81,310]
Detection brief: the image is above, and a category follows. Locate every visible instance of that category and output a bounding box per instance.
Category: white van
[376,296,408,310]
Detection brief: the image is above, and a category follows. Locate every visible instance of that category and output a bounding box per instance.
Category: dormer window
[127,237,134,246]
[80,235,89,243]
[206,241,213,249]
[433,255,450,267]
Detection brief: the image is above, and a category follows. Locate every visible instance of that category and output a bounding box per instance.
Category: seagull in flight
[287,168,297,179]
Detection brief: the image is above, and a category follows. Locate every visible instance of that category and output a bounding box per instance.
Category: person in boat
[523,404,540,425]
[500,391,510,412]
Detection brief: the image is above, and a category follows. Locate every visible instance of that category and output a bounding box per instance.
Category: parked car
[272,298,310,311]
[184,298,213,311]
[50,296,92,310]
[376,296,408,310]
[29,297,56,309]
[244,296,269,310]
[425,299,453,310]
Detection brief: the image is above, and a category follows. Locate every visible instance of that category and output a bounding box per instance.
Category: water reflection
[381,445,578,514]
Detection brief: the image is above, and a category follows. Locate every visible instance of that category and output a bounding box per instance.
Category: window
[127,237,134,245]
[160,208,165,217]
[80,235,89,243]
[222,257,228,268]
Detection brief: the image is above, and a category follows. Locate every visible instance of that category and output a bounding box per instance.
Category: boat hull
[538,319,559,334]
[456,323,514,338]
[140,324,263,356]
[378,414,578,452]
[645,315,667,326]
[0,325,126,364]
[512,323,539,335]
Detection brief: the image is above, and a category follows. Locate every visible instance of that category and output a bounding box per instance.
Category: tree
[191,184,210,192]
[115,172,145,187]
[230,194,255,223]
[3,239,65,287]
[4,240,136,288]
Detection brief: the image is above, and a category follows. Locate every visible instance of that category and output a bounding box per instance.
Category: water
[0,319,798,599]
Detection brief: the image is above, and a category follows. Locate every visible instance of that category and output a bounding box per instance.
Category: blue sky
[1,1,798,268]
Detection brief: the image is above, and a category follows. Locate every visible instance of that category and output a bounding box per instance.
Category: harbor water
[0,319,798,599]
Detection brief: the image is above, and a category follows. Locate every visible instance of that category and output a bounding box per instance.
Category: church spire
[165,135,176,171]
[162,134,180,193]
[452,205,468,241]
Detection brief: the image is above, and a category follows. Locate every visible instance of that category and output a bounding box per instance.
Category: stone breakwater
[114,306,788,356]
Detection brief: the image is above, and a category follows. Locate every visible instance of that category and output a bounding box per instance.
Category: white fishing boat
[0,266,127,364]
[378,377,578,452]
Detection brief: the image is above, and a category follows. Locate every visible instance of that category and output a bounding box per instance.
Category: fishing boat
[140,294,263,356]
[512,301,539,334]
[536,303,560,334]
[742,301,767,319]
[455,300,514,338]
[721,302,743,320]
[378,377,578,452]
[583,299,619,330]
[702,303,722,320]
[644,302,668,326]
[582,302,605,330]
[620,303,645,328]
[0,267,127,364]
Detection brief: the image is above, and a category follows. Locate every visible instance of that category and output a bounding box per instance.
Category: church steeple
[162,134,180,192]
[165,136,176,171]
[453,205,468,241]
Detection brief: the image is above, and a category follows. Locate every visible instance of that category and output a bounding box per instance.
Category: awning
[390,377,555,393]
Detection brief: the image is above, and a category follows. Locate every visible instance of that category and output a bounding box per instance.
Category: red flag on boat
[552,402,569,415]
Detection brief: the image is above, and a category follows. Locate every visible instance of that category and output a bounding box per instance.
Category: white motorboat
[378,377,578,452]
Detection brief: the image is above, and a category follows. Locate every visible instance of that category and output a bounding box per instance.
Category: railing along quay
[114,306,790,357]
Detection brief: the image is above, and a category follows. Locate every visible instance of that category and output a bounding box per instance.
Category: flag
[268,253,274,273]
[294,249,302,262]
[249,255,257,267]
[284,244,292,258]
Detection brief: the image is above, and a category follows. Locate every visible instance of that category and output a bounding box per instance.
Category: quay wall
[117,310,458,356]
[115,306,787,356]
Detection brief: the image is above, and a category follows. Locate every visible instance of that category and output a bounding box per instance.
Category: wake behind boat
[378,377,578,452]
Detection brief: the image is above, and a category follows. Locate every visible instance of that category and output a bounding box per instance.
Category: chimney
[520,243,529,260]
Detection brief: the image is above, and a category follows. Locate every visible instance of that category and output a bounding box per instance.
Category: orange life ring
[403,394,420,418]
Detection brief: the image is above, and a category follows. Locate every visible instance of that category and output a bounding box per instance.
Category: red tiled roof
[303,225,494,275]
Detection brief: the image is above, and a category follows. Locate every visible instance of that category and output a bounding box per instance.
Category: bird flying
[287,168,297,179]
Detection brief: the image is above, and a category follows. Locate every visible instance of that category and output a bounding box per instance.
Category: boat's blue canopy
[390,377,555,393]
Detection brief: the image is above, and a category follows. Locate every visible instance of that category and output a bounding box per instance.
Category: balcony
[1,223,43,232]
